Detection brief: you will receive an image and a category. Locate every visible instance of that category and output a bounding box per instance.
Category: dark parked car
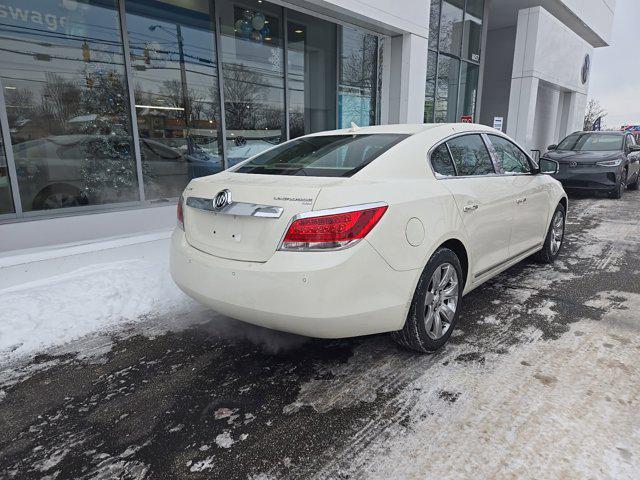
[542,131,640,198]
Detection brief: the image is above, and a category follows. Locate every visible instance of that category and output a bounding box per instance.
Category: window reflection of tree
[339,31,377,126]
[448,141,493,176]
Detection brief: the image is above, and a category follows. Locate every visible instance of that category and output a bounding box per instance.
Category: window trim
[427,131,501,179]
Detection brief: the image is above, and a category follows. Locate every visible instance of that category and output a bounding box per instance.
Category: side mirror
[538,158,559,174]
[629,145,640,152]
[547,144,558,151]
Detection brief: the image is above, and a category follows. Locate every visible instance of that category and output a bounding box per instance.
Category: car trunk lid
[183,172,345,262]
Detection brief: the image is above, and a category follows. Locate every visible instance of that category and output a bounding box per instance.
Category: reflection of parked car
[226,135,281,167]
[12,135,223,210]
[543,131,640,199]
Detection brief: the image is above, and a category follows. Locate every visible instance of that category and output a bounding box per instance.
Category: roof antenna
[350,122,359,132]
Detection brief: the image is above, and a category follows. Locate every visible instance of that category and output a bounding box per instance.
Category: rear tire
[392,248,463,353]
[628,171,639,190]
[534,204,566,263]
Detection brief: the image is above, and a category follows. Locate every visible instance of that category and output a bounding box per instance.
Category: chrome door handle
[516,197,527,204]
[463,204,479,212]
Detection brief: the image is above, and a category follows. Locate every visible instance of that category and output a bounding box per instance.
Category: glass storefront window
[126,0,224,200]
[463,0,484,62]
[0,122,14,214]
[458,62,479,119]
[428,0,441,51]
[439,0,464,57]
[338,26,378,128]
[0,0,139,212]
[427,0,484,123]
[287,11,337,139]
[424,50,437,123]
[218,0,285,167]
[0,0,381,220]
[435,56,460,123]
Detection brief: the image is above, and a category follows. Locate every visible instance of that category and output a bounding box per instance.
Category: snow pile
[0,236,196,364]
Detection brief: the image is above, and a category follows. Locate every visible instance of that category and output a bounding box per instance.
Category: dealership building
[0,0,615,251]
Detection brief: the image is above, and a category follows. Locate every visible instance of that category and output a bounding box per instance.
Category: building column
[384,33,428,124]
[506,76,539,150]
[566,91,588,132]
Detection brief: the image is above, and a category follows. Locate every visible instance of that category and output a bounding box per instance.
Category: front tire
[628,170,639,190]
[534,204,566,263]
[392,248,463,353]
[608,169,627,199]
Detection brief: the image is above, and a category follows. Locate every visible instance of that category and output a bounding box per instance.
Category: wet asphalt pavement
[1,191,640,479]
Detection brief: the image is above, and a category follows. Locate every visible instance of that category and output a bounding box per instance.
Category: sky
[588,0,640,128]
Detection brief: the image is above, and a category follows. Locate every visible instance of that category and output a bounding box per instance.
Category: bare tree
[583,99,607,131]
[159,79,208,124]
[4,88,34,126]
[222,64,262,130]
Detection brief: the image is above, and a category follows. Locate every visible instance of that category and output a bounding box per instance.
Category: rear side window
[431,144,456,176]
[235,134,409,177]
[447,135,495,176]
[487,135,531,174]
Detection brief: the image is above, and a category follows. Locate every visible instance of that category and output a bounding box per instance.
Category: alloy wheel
[550,210,564,255]
[424,263,459,340]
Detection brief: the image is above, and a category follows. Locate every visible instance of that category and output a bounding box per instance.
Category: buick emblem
[569,161,578,168]
[213,189,232,210]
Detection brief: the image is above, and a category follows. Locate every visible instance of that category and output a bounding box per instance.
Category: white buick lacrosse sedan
[170,123,567,352]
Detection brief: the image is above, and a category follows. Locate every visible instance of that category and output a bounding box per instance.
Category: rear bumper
[170,229,418,338]
[552,168,620,191]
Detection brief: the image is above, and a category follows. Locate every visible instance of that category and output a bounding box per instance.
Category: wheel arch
[438,238,469,289]
[32,182,86,210]
[558,196,568,212]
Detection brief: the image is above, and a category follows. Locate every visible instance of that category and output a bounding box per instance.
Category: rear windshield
[557,133,623,152]
[234,134,409,177]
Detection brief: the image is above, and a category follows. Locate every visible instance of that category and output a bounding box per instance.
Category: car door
[432,134,514,280]
[625,134,640,181]
[485,134,550,256]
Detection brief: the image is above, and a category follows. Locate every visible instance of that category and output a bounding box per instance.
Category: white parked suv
[170,123,567,352]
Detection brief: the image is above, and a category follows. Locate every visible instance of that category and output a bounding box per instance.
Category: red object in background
[460,115,473,123]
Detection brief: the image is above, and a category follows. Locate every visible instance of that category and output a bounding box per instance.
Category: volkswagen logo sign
[581,54,590,85]
[213,189,232,210]
[569,161,578,168]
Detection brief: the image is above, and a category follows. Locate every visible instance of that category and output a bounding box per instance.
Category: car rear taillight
[279,203,387,251]
[177,196,184,230]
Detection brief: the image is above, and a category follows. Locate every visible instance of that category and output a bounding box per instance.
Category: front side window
[557,133,623,152]
[447,134,494,176]
[488,135,531,174]
[235,134,407,177]
[626,135,636,149]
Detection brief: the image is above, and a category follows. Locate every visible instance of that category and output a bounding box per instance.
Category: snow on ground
[0,232,199,365]
[310,292,640,480]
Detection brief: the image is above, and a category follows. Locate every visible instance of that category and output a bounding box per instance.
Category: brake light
[177,196,184,230]
[279,204,387,251]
